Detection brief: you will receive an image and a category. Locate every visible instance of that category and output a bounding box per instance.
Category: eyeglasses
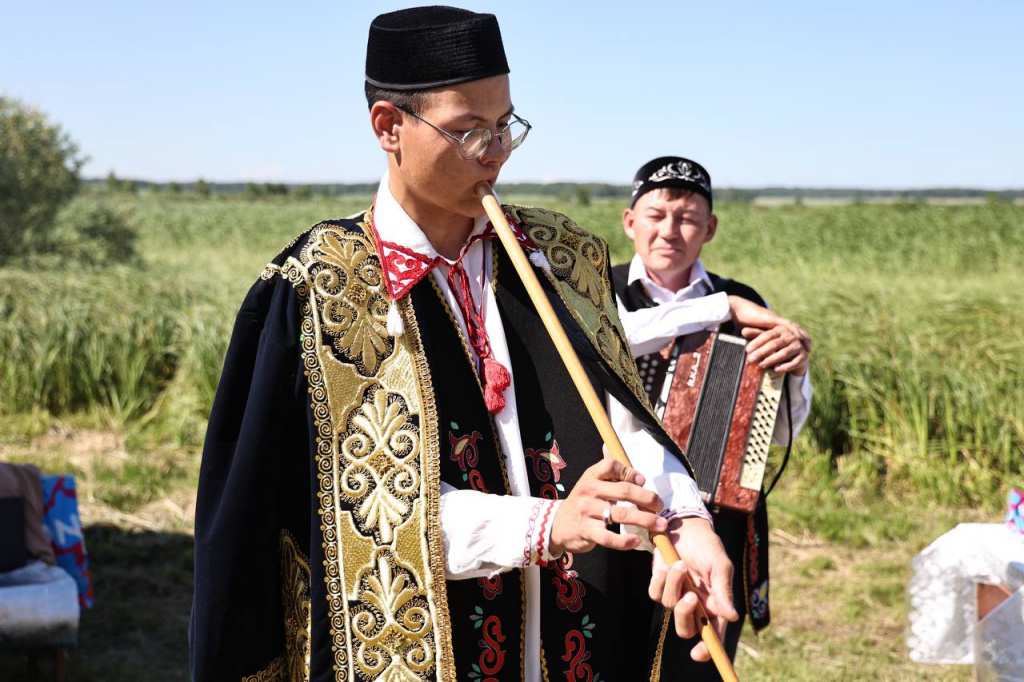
[395,104,531,160]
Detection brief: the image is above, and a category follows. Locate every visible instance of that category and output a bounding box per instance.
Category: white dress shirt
[373,177,708,681]
[616,254,813,446]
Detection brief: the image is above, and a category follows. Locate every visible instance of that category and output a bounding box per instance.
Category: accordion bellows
[637,331,783,514]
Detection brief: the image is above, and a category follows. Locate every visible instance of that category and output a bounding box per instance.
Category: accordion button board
[641,331,784,515]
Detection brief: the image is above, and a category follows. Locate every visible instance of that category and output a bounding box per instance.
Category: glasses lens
[460,129,491,159]
[507,119,529,151]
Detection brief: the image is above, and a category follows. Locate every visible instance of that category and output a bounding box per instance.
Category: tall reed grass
[1,195,1020,504]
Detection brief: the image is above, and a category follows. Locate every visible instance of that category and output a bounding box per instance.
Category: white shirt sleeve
[772,370,813,447]
[607,393,711,524]
[617,292,730,357]
[439,483,562,580]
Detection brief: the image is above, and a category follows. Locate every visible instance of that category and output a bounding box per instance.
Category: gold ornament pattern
[285,218,454,681]
[280,531,312,682]
[308,227,395,376]
[263,204,668,680]
[511,206,606,308]
[507,206,657,420]
[350,550,434,679]
[594,313,646,400]
[260,263,282,281]
[340,384,420,546]
[241,654,284,682]
[648,609,673,682]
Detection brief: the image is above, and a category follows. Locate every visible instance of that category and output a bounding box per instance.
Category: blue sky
[3,1,1021,188]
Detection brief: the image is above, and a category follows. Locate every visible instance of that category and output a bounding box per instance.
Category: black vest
[414,246,681,679]
[611,263,773,633]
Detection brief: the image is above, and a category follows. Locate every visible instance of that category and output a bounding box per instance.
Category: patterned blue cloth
[1007,488,1024,537]
[40,475,94,609]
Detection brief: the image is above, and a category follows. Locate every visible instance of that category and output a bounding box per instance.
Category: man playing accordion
[612,156,813,678]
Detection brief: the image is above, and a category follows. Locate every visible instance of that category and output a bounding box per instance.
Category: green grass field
[1,194,1021,680]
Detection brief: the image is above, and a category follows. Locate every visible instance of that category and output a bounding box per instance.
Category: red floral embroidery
[552,552,586,612]
[478,575,503,600]
[561,629,594,682]
[365,204,442,301]
[524,500,543,565]
[367,198,537,305]
[523,499,556,567]
[524,440,567,484]
[463,613,505,681]
[450,430,483,471]
[379,241,439,299]
[536,500,555,567]
[479,615,506,675]
[467,470,489,493]
[449,428,490,493]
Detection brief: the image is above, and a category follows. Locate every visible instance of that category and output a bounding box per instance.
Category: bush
[0,96,86,262]
[52,203,139,266]
[574,185,591,206]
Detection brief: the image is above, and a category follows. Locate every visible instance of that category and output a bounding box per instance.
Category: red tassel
[482,357,511,414]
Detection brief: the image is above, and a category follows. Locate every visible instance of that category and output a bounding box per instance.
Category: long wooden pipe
[476,182,739,682]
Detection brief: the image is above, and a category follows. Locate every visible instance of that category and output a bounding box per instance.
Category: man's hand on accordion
[727,295,812,375]
[648,516,739,661]
[742,320,811,375]
[727,295,783,331]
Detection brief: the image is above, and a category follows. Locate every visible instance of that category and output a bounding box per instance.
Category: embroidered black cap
[366,6,510,91]
[630,156,713,210]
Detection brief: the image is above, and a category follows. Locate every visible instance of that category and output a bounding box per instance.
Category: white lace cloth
[974,572,1024,682]
[0,560,79,647]
[907,523,1024,675]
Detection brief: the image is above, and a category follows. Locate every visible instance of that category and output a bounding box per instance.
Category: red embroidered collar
[366,198,537,303]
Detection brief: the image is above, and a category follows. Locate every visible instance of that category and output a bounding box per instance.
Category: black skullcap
[630,156,713,210]
[366,6,510,91]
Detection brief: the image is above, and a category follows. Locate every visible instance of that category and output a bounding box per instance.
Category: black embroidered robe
[191,207,696,681]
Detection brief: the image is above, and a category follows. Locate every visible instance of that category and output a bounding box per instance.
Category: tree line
[88,177,1024,203]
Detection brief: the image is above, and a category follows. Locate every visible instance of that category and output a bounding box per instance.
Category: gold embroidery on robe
[260,262,282,281]
[280,531,312,681]
[507,206,665,430]
[282,218,454,680]
[649,609,673,682]
[241,654,284,682]
[307,227,394,376]
[272,204,670,680]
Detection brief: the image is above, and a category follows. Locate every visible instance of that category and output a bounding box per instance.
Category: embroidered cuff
[661,505,714,529]
[622,508,715,555]
[523,498,561,568]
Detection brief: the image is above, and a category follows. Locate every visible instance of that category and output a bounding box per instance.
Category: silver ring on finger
[602,501,614,527]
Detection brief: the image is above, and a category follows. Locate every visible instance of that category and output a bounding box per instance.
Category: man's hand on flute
[649,517,739,661]
[549,458,668,554]
[547,457,739,663]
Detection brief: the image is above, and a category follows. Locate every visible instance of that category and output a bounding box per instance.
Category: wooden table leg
[54,647,66,682]
[976,580,1013,621]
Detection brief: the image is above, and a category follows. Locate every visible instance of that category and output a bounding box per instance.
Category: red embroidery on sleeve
[535,500,555,567]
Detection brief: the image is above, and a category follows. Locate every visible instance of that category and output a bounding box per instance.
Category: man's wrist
[662,505,714,530]
[529,499,562,566]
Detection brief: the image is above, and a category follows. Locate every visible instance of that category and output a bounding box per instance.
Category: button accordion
[638,331,784,514]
